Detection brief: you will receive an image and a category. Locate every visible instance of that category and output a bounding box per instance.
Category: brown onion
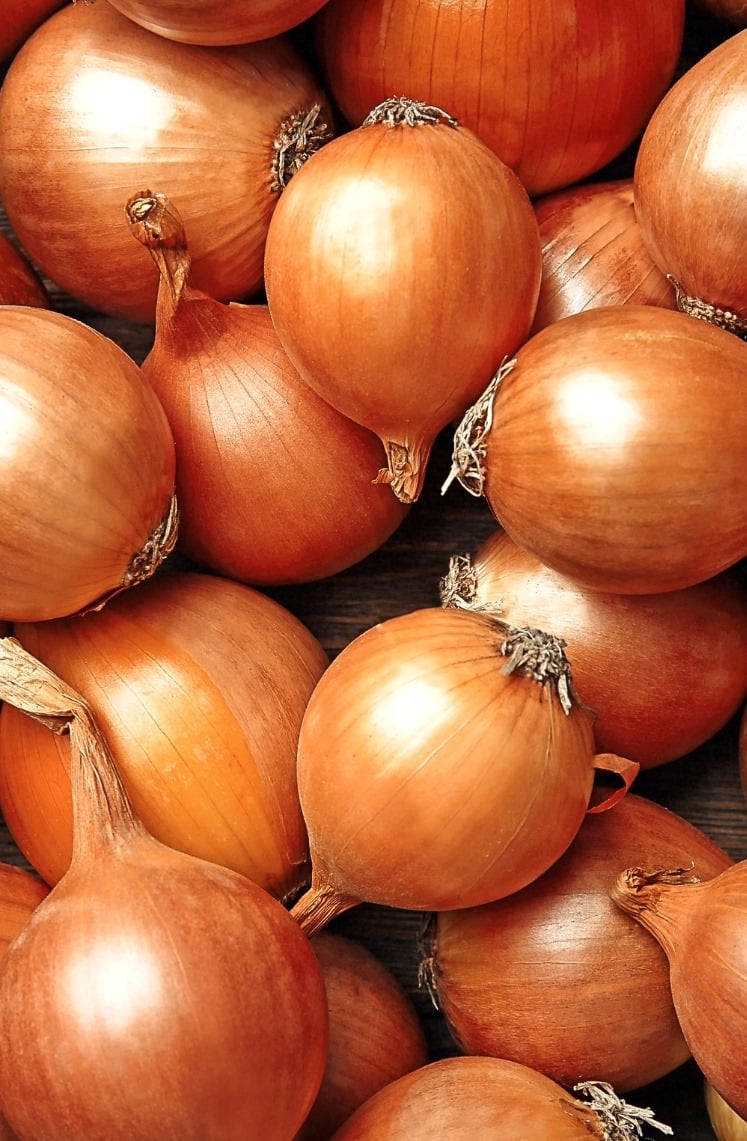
[0,863,48,956]
[0,1,332,322]
[1,570,327,895]
[613,860,747,1119]
[313,0,685,196]
[106,0,331,44]
[0,306,176,622]
[265,96,541,503]
[446,305,747,594]
[441,531,747,767]
[634,30,747,333]
[0,637,328,1140]
[0,0,64,60]
[531,180,675,334]
[126,190,408,584]
[0,232,49,307]
[421,793,732,1093]
[706,1081,747,1140]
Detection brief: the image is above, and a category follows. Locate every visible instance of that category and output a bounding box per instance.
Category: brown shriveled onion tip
[441,356,518,498]
[668,275,747,341]
[362,96,459,129]
[611,864,701,916]
[271,104,334,192]
[574,1081,673,1137]
[439,551,489,612]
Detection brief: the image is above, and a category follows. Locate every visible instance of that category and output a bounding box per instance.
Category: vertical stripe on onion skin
[264,97,542,504]
[104,0,331,45]
[420,793,732,1094]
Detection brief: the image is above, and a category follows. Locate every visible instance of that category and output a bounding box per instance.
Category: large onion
[106,0,331,44]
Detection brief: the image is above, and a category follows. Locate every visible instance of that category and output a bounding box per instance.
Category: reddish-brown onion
[0,1,332,322]
[290,606,637,935]
[531,180,675,334]
[0,232,49,307]
[442,530,747,767]
[106,0,331,44]
[1,570,327,895]
[313,0,685,196]
[297,932,429,1140]
[706,1081,747,1141]
[0,863,48,956]
[126,191,408,584]
[265,96,541,503]
[0,0,64,60]
[0,638,328,1140]
[447,305,747,594]
[422,793,732,1093]
[613,860,747,1119]
[634,30,747,332]
[0,306,176,622]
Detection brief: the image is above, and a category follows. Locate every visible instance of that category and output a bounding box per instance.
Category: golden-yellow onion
[706,1081,747,1140]
[106,0,331,44]
[0,307,176,622]
[1,571,327,897]
[0,232,48,307]
[0,1,332,322]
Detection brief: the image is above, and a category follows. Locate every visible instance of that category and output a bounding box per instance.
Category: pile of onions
[531,180,675,334]
[0,637,328,1140]
[421,793,732,1092]
[0,306,176,622]
[0,0,63,60]
[298,932,429,1139]
[1,570,327,896]
[706,1082,747,1141]
[126,190,408,584]
[445,305,747,593]
[0,863,48,956]
[264,96,541,503]
[440,531,747,767]
[0,1,332,322]
[312,0,685,195]
[290,605,637,935]
[634,29,747,332]
[328,1056,673,1139]
[0,232,49,307]
[106,0,331,44]
[613,860,747,1120]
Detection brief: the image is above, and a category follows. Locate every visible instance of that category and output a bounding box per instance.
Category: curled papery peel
[573,1081,673,1138]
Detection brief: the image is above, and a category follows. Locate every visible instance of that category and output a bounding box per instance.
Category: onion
[0,0,64,60]
[0,232,49,307]
[441,531,747,767]
[634,30,747,333]
[421,793,732,1092]
[328,1056,673,1139]
[445,305,747,594]
[126,190,408,584]
[1,570,327,895]
[0,637,328,1140]
[0,863,48,956]
[706,1081,747,1141]
[106,0,331,44]
[264,96,541,503]
[612,860,747,1119]
[0,1,332,322]
[531,180,675,335]
[0,306,176,623]
[312,0,685,196]
[290,606,638,935]
[298,931,429,1140]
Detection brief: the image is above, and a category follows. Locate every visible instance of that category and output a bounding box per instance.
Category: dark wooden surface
[1,4,745,1137]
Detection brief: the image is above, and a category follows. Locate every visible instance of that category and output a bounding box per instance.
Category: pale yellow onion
[706,1081,747,1140]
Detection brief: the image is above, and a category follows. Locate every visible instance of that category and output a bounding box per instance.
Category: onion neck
[271,104,334,191]
[126,191,193,319]
[362,97,459,130]
[289,882,359,937]
[373,438,431,504]
[610,866,706,960]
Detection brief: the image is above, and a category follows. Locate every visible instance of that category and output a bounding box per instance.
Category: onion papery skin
[312,0,685,197]
[0,307,176,622]
[531,180,675,335]
[469,305,747,594]
[0,0,64,61]
[706,1081,747,1141]
[425,793,732,1093]
[634,30,747,328]
[293,607,600,927]
[0,232,49,308]
[454,529,747,767]
[0,2,332,323]
[612,861,747,1120]
[0,863,48,956]
[1,571,327,895]
[264,100,541,503]
[297,932,429,1140]
[107,0,331,45]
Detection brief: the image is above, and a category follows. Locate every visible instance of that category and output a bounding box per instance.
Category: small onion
[290,606,637,935]
[446,305,747,594]
[0,863,48,956]
[106,0,331,44]
[126,190,408,584]
[0,306,177,622]
[1,570,327,896]
[706,1081,747,1141]
[0,0,64,60]
[0,1,332,322]
[0,232,49,308]
[421,793,732,1092]
[265,96,541,503]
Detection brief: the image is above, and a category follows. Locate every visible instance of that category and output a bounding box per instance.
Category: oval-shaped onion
[423,793,732,1093]
[0,306,176,622]
[441,530,747,767]
[531,180,675,334]
[706,1081,747,1141]
[0,0,64,61]
[126,191,408,584]
[447,305,747,594]
[1,571,327,895]
[0,232,49,307]
[106,0,330,44]
[634,29,747,331]
[265,97,541,502]
[0,1,332,322]
[0,863,48,956]
[313,0,685,196]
